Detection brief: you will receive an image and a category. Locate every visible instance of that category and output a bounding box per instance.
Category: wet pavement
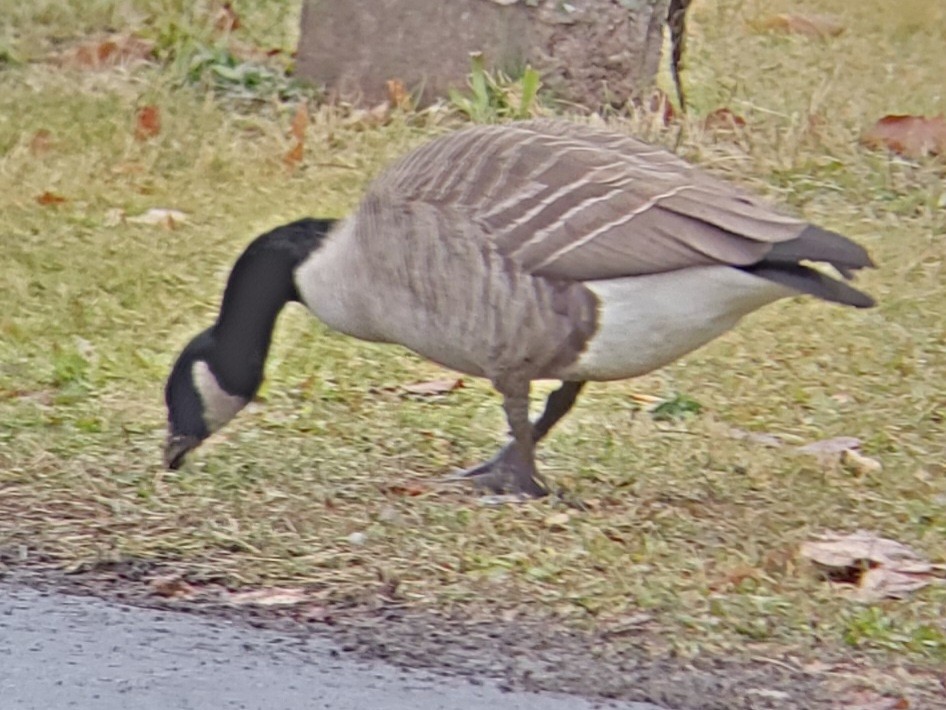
[0,583,664,710]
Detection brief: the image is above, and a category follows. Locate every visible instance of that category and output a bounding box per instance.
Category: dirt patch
[3,556,940,710]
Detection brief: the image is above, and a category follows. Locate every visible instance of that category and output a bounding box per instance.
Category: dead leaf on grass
[284,140,304,170]
[861,115,946,158]
[51,34,155,70]
[796,436,862,459]
[344,103,392,130]
[752,13,845,38]
[289,102,309,143]
[839,689,910,710]
[149,573,197,599]
[800,531,945,601]
[226,587,309,606]
[704,107,747,131]
[841,448,883,475]
[36,191,67,206]
[127,208,188,228]
[386,79,413,111]
[134,105,161,141]
[400,378,464,396]
[382,482,430,497]
[283,103,309,170]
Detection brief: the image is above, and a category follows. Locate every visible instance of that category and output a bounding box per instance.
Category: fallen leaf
[134,105,161,141]
[29,129,53,156]
[796,436,861,458]
[289,102,309,143]
[213,2,241,32]
[753,13,845,38]
[127,208,188,228]
[704,107,747,131]
[386,79,413,110]
[149,574,197,599]
[800,531,944,601]
[36,191,67,206]
[226,587,309,606]
[841,448,883,475]
[343,102,391,130]
[383,482,430,497]
[601,613,653,637]
[401,378,464,396]
[839,689,910,710]
[543,512,571,530]
[861,115,946,159]
[52,34,155,70]
[283,140,304,169]
[628,392,663,406]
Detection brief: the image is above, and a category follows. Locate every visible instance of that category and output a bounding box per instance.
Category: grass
[1,0,945,679]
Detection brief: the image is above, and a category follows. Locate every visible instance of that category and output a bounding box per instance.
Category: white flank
[560,266,794,381]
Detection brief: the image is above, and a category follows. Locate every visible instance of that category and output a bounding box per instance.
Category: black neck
[209,218,336,397]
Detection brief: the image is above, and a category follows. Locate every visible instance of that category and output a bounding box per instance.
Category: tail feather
[741,262,875,308]
[739,225,876,308]
[765,225,875,275]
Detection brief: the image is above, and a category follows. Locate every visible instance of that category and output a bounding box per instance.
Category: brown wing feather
[370,121,842,282]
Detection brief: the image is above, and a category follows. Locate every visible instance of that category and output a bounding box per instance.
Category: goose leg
[451,381,585,497]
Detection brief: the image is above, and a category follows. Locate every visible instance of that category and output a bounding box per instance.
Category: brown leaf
[386,79,413,111]
[213,2,241,32]
[29,129,54,156]
[800,531,944,601]
[841,448,883,475]
[796,436,861,458]
[36,191,67,206]
[283,140,304,170]
[753,13,845,38]
[149,574,197,599]
[704,107,747,131]
[840,690,910,710]
[134,105,161,141]
[383,482,430,497]
[343,103,392,130]
[53,34,155,70]
[400,378,464,396]
[226,587,309,606]
[289,102,309,143]
[861,115,946,159]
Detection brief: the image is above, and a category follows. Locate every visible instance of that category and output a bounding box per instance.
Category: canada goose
[164,120,874,497]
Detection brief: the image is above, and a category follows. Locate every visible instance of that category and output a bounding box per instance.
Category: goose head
[163,327,253,469]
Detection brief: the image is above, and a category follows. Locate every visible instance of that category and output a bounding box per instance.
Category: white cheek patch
[192,361,248,433]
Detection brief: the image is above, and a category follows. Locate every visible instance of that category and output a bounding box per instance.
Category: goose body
[165,120,874,496]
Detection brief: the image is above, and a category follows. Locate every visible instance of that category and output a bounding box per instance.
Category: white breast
[559,266,793,382]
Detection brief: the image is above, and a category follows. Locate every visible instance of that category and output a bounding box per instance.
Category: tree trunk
[296,0,672,111]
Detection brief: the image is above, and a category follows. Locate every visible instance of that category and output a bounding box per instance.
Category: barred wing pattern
[374,120,808,282]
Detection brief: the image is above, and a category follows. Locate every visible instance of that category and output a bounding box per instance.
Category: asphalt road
[0,583,664,710]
